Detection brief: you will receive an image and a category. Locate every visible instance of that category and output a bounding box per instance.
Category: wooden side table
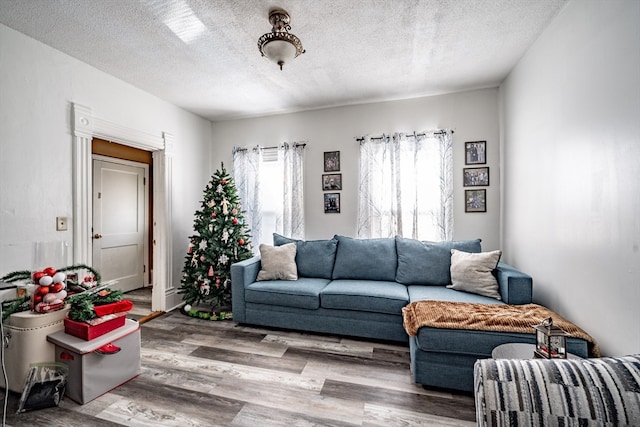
[492,343,582,359]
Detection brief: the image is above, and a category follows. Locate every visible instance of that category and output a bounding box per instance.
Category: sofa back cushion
[395,236,482,285]
[273,233,338,279]
[332,235,397,281]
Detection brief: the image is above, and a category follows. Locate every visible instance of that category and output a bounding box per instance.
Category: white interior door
[93,158,147,293]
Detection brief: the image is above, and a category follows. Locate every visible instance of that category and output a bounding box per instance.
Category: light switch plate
[56,216,68,231]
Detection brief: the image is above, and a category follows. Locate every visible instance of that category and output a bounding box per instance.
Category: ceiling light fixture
[257,9,305,70]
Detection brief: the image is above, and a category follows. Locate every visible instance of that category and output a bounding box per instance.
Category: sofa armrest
[230,255,261,323]
[495,262,532,304]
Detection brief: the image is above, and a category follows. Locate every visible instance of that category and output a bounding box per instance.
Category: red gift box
[64,312,127,340]
[93,300,134,317]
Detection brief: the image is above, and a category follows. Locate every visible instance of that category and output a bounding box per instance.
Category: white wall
[0,24,212,291]
[211,89,501,249]
[500,0,640,356]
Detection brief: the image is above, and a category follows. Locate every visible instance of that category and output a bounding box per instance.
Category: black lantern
[533,317,568,359]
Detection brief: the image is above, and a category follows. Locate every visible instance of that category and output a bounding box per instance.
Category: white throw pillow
[256,243,298,281]
[447,249,502,300]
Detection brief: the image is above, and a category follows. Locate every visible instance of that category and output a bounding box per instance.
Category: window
[259,149,282,245]
[232,143,305,250]
[357,132,453,241]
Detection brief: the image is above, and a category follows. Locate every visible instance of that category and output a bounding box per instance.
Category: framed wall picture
[465,141,486,165]
[324,151,340,172]
[463,167,489,187]
[324,193,340,213]
[465,189,486,213]
[322,173,342,191]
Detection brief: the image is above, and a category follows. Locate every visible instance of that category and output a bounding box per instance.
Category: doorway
[92,139,152,293]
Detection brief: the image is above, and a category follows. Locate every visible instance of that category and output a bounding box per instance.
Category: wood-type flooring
[123,287,154,322]
[2,310,477,426]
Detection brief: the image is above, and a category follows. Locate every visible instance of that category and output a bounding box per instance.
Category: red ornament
[43,267,57,276]
[188,246,193,254]
[32,271,45,282]
[238,238,245,245]
[208,266,214,276]
[37,286,50,296]
[232,218,238,225]
[212,212,217,218]
[221,179,227,185]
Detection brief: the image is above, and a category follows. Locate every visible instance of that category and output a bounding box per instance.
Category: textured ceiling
[0,0,567,122]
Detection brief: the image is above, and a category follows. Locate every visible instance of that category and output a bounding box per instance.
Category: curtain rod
[355,130,453,142]
[233,142,307,153]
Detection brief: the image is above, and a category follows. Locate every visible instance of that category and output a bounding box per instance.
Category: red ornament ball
[43,267,57,276]
[221,179,227,185]
[232,218,238,225]
[212,212,217,218]
[238,238,245,245]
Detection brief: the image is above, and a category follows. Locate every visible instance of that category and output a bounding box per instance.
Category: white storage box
[47,318,141,404]
[1,308,70,393]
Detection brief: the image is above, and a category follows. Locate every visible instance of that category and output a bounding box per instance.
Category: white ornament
[222,229,229,243]
[221,198,230,215]
[199,240,208,250]
[43,293,58,303]
[218,254,229,265]
[207,200,215,208]
[191,254,198,266]
[184,304,192,312]
[209,224,213,232]
[200,283,210,295]
[216,184,223,193]
[39,276,53,286]
[52,272,66,283]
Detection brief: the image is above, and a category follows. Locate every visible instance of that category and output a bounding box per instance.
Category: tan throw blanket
[402,301,600,357]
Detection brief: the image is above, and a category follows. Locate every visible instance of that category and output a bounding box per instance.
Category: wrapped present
[64,312,127,341]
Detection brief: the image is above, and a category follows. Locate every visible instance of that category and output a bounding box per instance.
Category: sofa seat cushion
[332,236,397,281]
[245,278,330,309]
[321,280,409,315]
[408,285,505,305]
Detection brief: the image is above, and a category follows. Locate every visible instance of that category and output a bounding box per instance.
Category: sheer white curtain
[233,143,305,251]
[357,131,453,241]
[279,143,305,239]
[232,146,262,250]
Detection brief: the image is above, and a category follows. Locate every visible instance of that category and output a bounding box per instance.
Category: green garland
[66,286,123,322]
[0,264,101,284]
[1,296,30,321]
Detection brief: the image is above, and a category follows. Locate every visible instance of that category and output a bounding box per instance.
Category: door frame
[72,103,179,312]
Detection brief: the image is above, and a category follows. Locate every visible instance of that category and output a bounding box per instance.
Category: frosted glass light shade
[263,39,297,69]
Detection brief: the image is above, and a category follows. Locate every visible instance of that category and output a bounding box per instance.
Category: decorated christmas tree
[178,163,252,314]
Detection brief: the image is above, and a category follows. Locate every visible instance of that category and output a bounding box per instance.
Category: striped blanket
[402,301,600,357]
[474,355,640,426]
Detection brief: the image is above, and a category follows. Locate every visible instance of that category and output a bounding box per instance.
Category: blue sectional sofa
[230,234,589,392]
